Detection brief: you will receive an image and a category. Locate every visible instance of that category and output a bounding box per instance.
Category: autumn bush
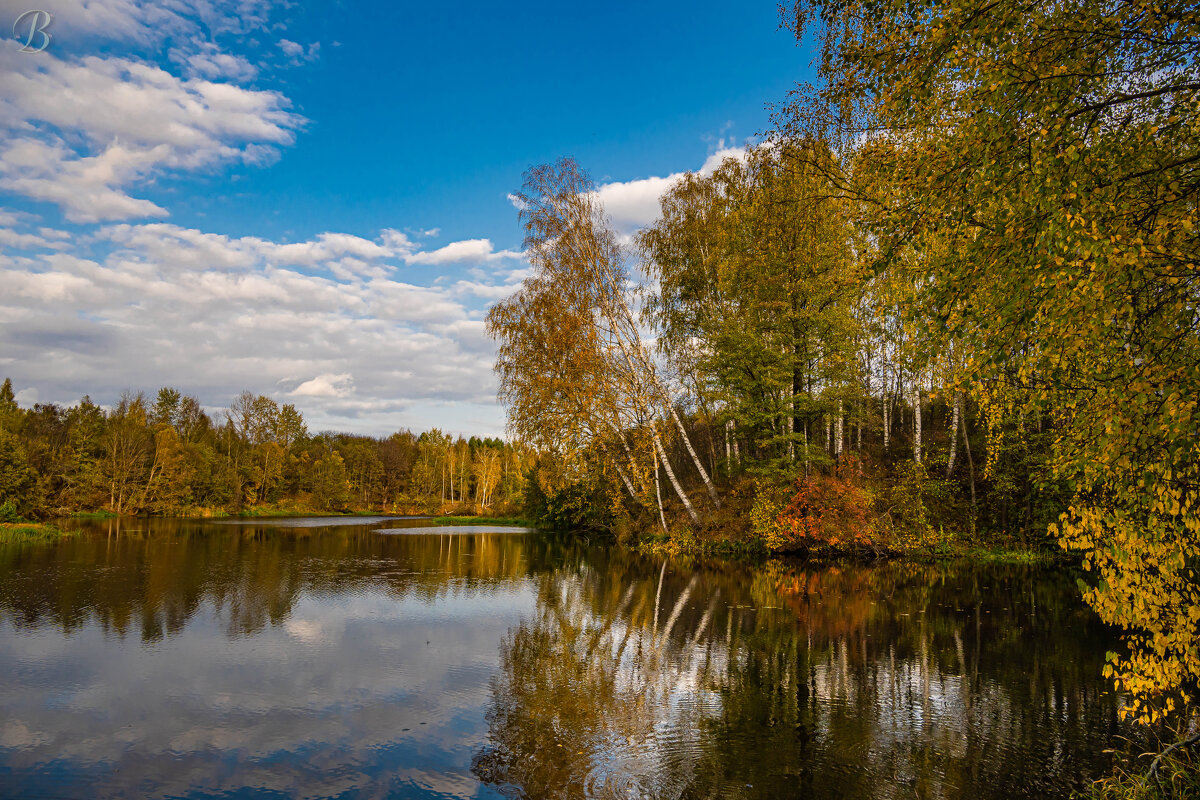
[767,458,878,554]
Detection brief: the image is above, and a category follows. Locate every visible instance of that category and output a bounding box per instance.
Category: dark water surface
[0,518,1130,799]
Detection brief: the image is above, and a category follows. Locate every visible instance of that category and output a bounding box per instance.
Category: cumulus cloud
[172,43,259,81]
[0,227,71,251]
[9,0,280,47]
[0,41,302,222]
[405,238,522,266]
[0,222,520,435]
[291,373,355,398]
[593,145,747,233]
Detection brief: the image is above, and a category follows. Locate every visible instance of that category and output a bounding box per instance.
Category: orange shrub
[770,458,877,553]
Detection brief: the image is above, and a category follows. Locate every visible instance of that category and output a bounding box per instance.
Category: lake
[0,517,1131,799]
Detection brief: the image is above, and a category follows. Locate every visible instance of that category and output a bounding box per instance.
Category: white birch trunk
[803,425,809,477]
[883,394,890,451]
[654,430,699,525]
[654,462,668,534]
[836,400,844,457]
[667,403,720,507]
[605,278,720,509]
[614,460,637,500]
[787,409,795,461]
[946,392,961,479]
[913,387,923,464]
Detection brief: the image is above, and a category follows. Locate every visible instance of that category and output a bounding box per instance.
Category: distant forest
[0,378,529,518]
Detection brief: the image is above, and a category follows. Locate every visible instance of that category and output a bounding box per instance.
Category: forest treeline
[485,0,1198,770]
[0,379,529,518]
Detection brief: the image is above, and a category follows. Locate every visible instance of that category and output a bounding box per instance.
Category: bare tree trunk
[787,408,795,461]
[836,400,844,459]
[802,425,808,477]
[654,430,699,525]
[654,462,668,534]
[788,366,797,461]
[607,286,720,509]
[666,404,721,507]
[613,460,637,500]
[946,392,961,479]
[962,402,977,527]
[913,386,923,464]
[883,393,890,451]
[614,429,649,496]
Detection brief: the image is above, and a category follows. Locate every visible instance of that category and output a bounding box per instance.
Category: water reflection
[0,520,1132,799]
[472,551,1130,800]
[0,517,535,640]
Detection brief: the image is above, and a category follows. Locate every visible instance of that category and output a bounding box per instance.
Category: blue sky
[0,0,813,437]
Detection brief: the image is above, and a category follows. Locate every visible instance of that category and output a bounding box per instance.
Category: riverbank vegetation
[0,379,530,519]
[486,0,1199,785]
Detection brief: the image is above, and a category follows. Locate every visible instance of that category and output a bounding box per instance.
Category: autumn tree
[783,0,1200,729]
[488,158,720,527]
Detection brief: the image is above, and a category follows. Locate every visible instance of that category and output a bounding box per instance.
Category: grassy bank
[1083,735,1200,800]
[634,525,1063,566]
[429,515,533,527]
[0,521,79,544]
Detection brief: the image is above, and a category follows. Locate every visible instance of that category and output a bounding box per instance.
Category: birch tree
[488,159,715,524]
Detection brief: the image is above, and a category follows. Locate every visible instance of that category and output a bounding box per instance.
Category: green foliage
[879,462,936,551]
[0,500,24,523]
[639,141,862,467]
[0,430,37,518]
[522,463,615,533]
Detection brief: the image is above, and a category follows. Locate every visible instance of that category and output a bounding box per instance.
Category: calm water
[0,517,1130,799]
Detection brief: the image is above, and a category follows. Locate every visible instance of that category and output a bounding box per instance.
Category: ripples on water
[0,517,1130,799]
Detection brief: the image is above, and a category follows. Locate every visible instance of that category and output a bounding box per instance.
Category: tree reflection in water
[473,549,1133,800]
[0,516,536,640]
[0,521,1136,798]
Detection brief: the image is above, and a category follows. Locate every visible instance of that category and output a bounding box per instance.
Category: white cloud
[405,238,522,266]
[0,221,522,435]
[592,145,747,233]
[8,0,280,47]
[0,227,70,251]
[0,138,170,222]
[0,208,32,227]
[173,43,259,81]
[266,232,393,267]
[277,38,320,64]
[291,373,355,398]
[0,48,302,221]
[594,174,679,232]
